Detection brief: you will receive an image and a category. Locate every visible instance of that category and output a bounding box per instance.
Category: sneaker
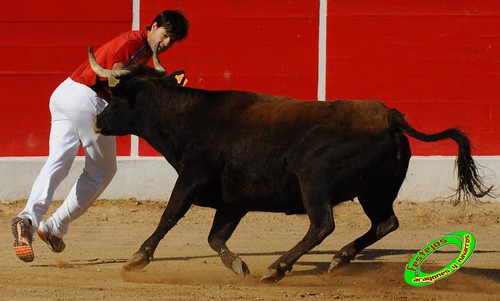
[37,221,66,253]
[11,217,35,262]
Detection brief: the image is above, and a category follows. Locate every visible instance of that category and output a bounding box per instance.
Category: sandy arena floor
[1,199,498,301]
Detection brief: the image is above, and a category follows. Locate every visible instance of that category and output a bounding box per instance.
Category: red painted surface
[328,1,500,155]
[0,1,498,157]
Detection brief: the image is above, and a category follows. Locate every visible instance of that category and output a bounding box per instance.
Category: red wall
[328,1,500,155]
[1,1,498,157]
[0,0,133,156]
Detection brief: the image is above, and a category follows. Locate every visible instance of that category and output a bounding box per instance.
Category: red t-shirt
[71,29,152,88]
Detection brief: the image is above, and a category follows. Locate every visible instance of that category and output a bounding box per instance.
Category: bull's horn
[88,46,131,78]
[152,42,166,73]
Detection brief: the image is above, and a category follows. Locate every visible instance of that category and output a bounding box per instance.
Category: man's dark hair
[147,10,189,42]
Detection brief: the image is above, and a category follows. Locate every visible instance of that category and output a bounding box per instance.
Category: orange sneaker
[11,217,34,262]
[37,221,66,253]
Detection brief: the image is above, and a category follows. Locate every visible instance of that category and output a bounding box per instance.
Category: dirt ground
[0,199,498,301]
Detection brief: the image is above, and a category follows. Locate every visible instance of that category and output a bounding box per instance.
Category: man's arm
[112,62,126,70]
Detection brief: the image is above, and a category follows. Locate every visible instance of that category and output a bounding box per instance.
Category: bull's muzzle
[93,116,102,134]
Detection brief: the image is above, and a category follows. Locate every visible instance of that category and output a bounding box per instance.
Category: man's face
[147,22,175,53]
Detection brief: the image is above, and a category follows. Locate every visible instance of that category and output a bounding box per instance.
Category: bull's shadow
[141,248,500,282]
[34,248,499,283]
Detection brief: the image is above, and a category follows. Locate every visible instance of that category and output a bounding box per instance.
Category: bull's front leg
[123,167,210,271]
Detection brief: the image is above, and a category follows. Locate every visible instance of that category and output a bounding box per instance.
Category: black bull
[90,48,493,283]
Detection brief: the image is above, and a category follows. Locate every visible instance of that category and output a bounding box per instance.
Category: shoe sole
[12,217,34,262]
[37,228,65,253]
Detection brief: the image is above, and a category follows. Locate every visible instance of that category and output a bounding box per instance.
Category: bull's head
[90,43,186,136]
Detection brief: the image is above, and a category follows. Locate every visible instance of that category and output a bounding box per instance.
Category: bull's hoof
[231,257,250,277]
[260,268,285,283]
[328,254,352,272]
[122,251,150,271]
[328,257,344,272]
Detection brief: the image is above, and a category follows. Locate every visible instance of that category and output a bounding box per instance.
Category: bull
[89,45,493,283]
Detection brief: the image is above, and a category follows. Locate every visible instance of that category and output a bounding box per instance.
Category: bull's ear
[167,70,187,86]
[174,73,187,86]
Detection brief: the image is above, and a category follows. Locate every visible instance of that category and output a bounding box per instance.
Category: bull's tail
[388,109,495,203]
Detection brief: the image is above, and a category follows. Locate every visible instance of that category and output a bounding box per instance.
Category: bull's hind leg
[261,180,335,283]
[208,209,249,277]
[261,203,335,283]
[328,196,399,271]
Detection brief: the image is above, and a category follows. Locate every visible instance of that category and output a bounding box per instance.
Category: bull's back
[218,97,395,161]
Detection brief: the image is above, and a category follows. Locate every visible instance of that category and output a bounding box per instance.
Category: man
[11,10,189,262]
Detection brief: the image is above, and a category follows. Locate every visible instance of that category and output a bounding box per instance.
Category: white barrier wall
[1,156,498,202]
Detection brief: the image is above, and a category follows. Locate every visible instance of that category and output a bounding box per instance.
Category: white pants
[19,77,117,238]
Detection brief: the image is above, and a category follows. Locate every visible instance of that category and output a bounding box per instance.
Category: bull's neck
[142,87,207,171]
